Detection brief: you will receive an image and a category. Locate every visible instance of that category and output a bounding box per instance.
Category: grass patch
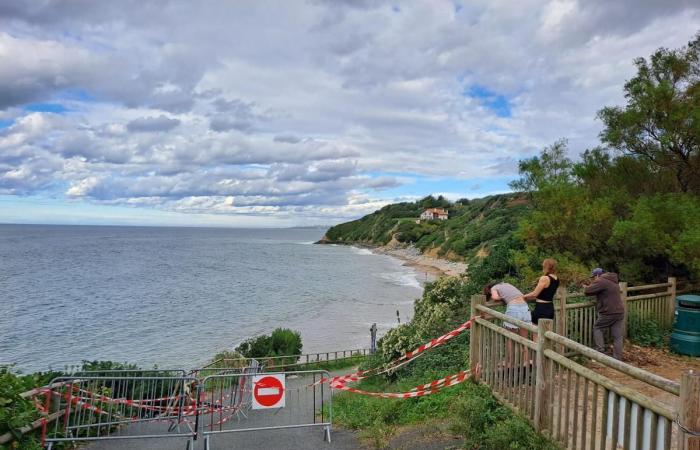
[334,372,561,449]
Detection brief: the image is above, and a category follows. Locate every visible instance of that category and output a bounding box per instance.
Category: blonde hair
[542,258,557,275]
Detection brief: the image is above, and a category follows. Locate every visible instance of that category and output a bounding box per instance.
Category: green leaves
[598,32,700,194]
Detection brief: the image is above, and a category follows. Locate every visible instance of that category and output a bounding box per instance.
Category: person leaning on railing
[523,258,560,324]
[484,282,533,365]
[583,268,625,361]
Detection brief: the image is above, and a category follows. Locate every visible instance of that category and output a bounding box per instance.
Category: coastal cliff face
[319,194,530,263]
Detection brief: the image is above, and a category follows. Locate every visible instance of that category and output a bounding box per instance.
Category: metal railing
[198,370,333,450]
[202,348,369,371]
[43,375,198,450]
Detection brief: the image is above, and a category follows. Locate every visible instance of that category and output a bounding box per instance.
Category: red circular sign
[254,376,285,407]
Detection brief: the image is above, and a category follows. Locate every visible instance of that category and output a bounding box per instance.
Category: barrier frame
[198,369,333,450]
[43,375,198,450]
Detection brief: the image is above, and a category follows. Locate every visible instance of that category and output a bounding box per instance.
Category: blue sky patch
[0,119,13,129]
[466,85,512,118]
[365,172,513,201]
[25,103,69,114]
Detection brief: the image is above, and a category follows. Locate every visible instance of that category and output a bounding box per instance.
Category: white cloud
[0,0,698,224]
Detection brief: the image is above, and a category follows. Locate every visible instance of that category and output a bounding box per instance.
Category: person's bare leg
[519,327,530,364]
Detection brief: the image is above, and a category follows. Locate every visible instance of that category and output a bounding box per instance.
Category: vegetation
[330,33,700,449]
[628,315,670,348]
[326,33,700,286]
[325,193,530,264]
[235,328,303,364]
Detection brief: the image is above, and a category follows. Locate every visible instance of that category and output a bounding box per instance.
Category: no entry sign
[252,374,286,409]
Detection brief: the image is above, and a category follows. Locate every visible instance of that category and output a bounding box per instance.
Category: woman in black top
[524,258,560,325]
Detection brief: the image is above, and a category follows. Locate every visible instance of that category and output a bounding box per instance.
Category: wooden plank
[474,317,538,349]
[627,283,671,292]
[590,382,599,450]
[679,370,700,450]
[573,373,581,450]
[475,305,538,333]
[534,319,554,432]
[611,392,620,450]
[600,388,609,450]
[581,378,589,450]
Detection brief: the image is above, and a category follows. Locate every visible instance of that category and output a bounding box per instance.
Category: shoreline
[369,244,468,283]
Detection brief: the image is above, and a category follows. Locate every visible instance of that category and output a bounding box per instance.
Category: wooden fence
[554,278,678,350]
[469,286,700,450]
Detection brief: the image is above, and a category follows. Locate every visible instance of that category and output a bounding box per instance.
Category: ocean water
[0,225,421,373]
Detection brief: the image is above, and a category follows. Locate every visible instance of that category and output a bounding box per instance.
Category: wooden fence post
[620,282,629,338]
[470,294,485,381]
[557,285,567,352]
[668,277,677,329]
[678,370,700,450]
[534,319,554,432]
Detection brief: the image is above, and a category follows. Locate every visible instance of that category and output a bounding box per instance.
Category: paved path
[84,369,363,450]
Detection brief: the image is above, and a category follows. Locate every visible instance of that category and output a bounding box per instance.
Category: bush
[628,316,668,347]
[449,382,560,450]
[235,328,303,361]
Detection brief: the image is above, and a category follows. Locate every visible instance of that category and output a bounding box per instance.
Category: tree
[509,139,573,196]
[598,33,700,193]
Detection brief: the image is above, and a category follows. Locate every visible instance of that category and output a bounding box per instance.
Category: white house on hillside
[420,208,448,221]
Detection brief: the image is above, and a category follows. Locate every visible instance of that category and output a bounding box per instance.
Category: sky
[0,1,699,227]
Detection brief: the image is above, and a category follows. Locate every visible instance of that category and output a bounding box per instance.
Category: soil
[587,341,700,410]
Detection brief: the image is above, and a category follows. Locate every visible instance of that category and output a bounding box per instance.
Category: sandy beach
[371,245,468,282]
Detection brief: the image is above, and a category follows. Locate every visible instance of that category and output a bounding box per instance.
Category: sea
[0,224,422,373]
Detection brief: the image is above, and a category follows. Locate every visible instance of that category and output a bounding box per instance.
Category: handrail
[474,317,537,350]
[475,304,538,333]
[544,330,680,395]
[543,349,675,419]
[627,282,671,292]
[627,292,669,301]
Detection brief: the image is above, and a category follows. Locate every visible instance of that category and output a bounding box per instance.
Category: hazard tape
[312,317,475,390]
[330,369,472,398]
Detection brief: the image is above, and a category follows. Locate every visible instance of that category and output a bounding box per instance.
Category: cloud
[0,1,698,225]
[126,115,181,133]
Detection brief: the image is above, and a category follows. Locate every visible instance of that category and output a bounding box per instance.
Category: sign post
[252,374,286,410]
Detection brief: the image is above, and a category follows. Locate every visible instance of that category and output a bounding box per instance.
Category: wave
[350,246,374,256]
[378,271,422,289]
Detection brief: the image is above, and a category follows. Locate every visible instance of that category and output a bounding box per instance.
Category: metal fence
[202,348,369,371]
[43,375,198,450]
[470,294,700,450]
[198,370,332,450]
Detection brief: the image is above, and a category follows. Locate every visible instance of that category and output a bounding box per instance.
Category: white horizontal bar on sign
[258,387,281,396]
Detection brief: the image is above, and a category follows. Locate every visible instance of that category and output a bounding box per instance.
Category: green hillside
[322,193,530,262]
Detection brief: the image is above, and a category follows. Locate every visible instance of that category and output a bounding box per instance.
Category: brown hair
[542,258,557,275]
[483,283,496,300]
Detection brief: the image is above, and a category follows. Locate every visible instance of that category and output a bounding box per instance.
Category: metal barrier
[44,375,198,450]
[198,370,332,450]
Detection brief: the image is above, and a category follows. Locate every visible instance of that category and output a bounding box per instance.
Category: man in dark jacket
[584,268,625,360]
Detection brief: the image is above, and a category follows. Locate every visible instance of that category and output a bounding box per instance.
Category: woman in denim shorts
[484,282,533,364]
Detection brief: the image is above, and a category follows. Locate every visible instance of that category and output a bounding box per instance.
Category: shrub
[235,328,303,361]
[628,316,668,347]
[449,382,560,450]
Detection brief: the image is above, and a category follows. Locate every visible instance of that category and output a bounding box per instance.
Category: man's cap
[591,268,604,277]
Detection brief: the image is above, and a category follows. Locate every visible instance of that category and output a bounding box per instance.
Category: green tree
[598,33,700,193]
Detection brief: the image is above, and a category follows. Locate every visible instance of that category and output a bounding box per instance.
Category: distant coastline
[317,238,468,282]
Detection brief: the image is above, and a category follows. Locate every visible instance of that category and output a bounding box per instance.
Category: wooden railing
[503,277,683,350]
[470,293,700,450]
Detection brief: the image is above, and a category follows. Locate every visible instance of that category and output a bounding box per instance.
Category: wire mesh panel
[43,375,197,449]
[199,370,332,450]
